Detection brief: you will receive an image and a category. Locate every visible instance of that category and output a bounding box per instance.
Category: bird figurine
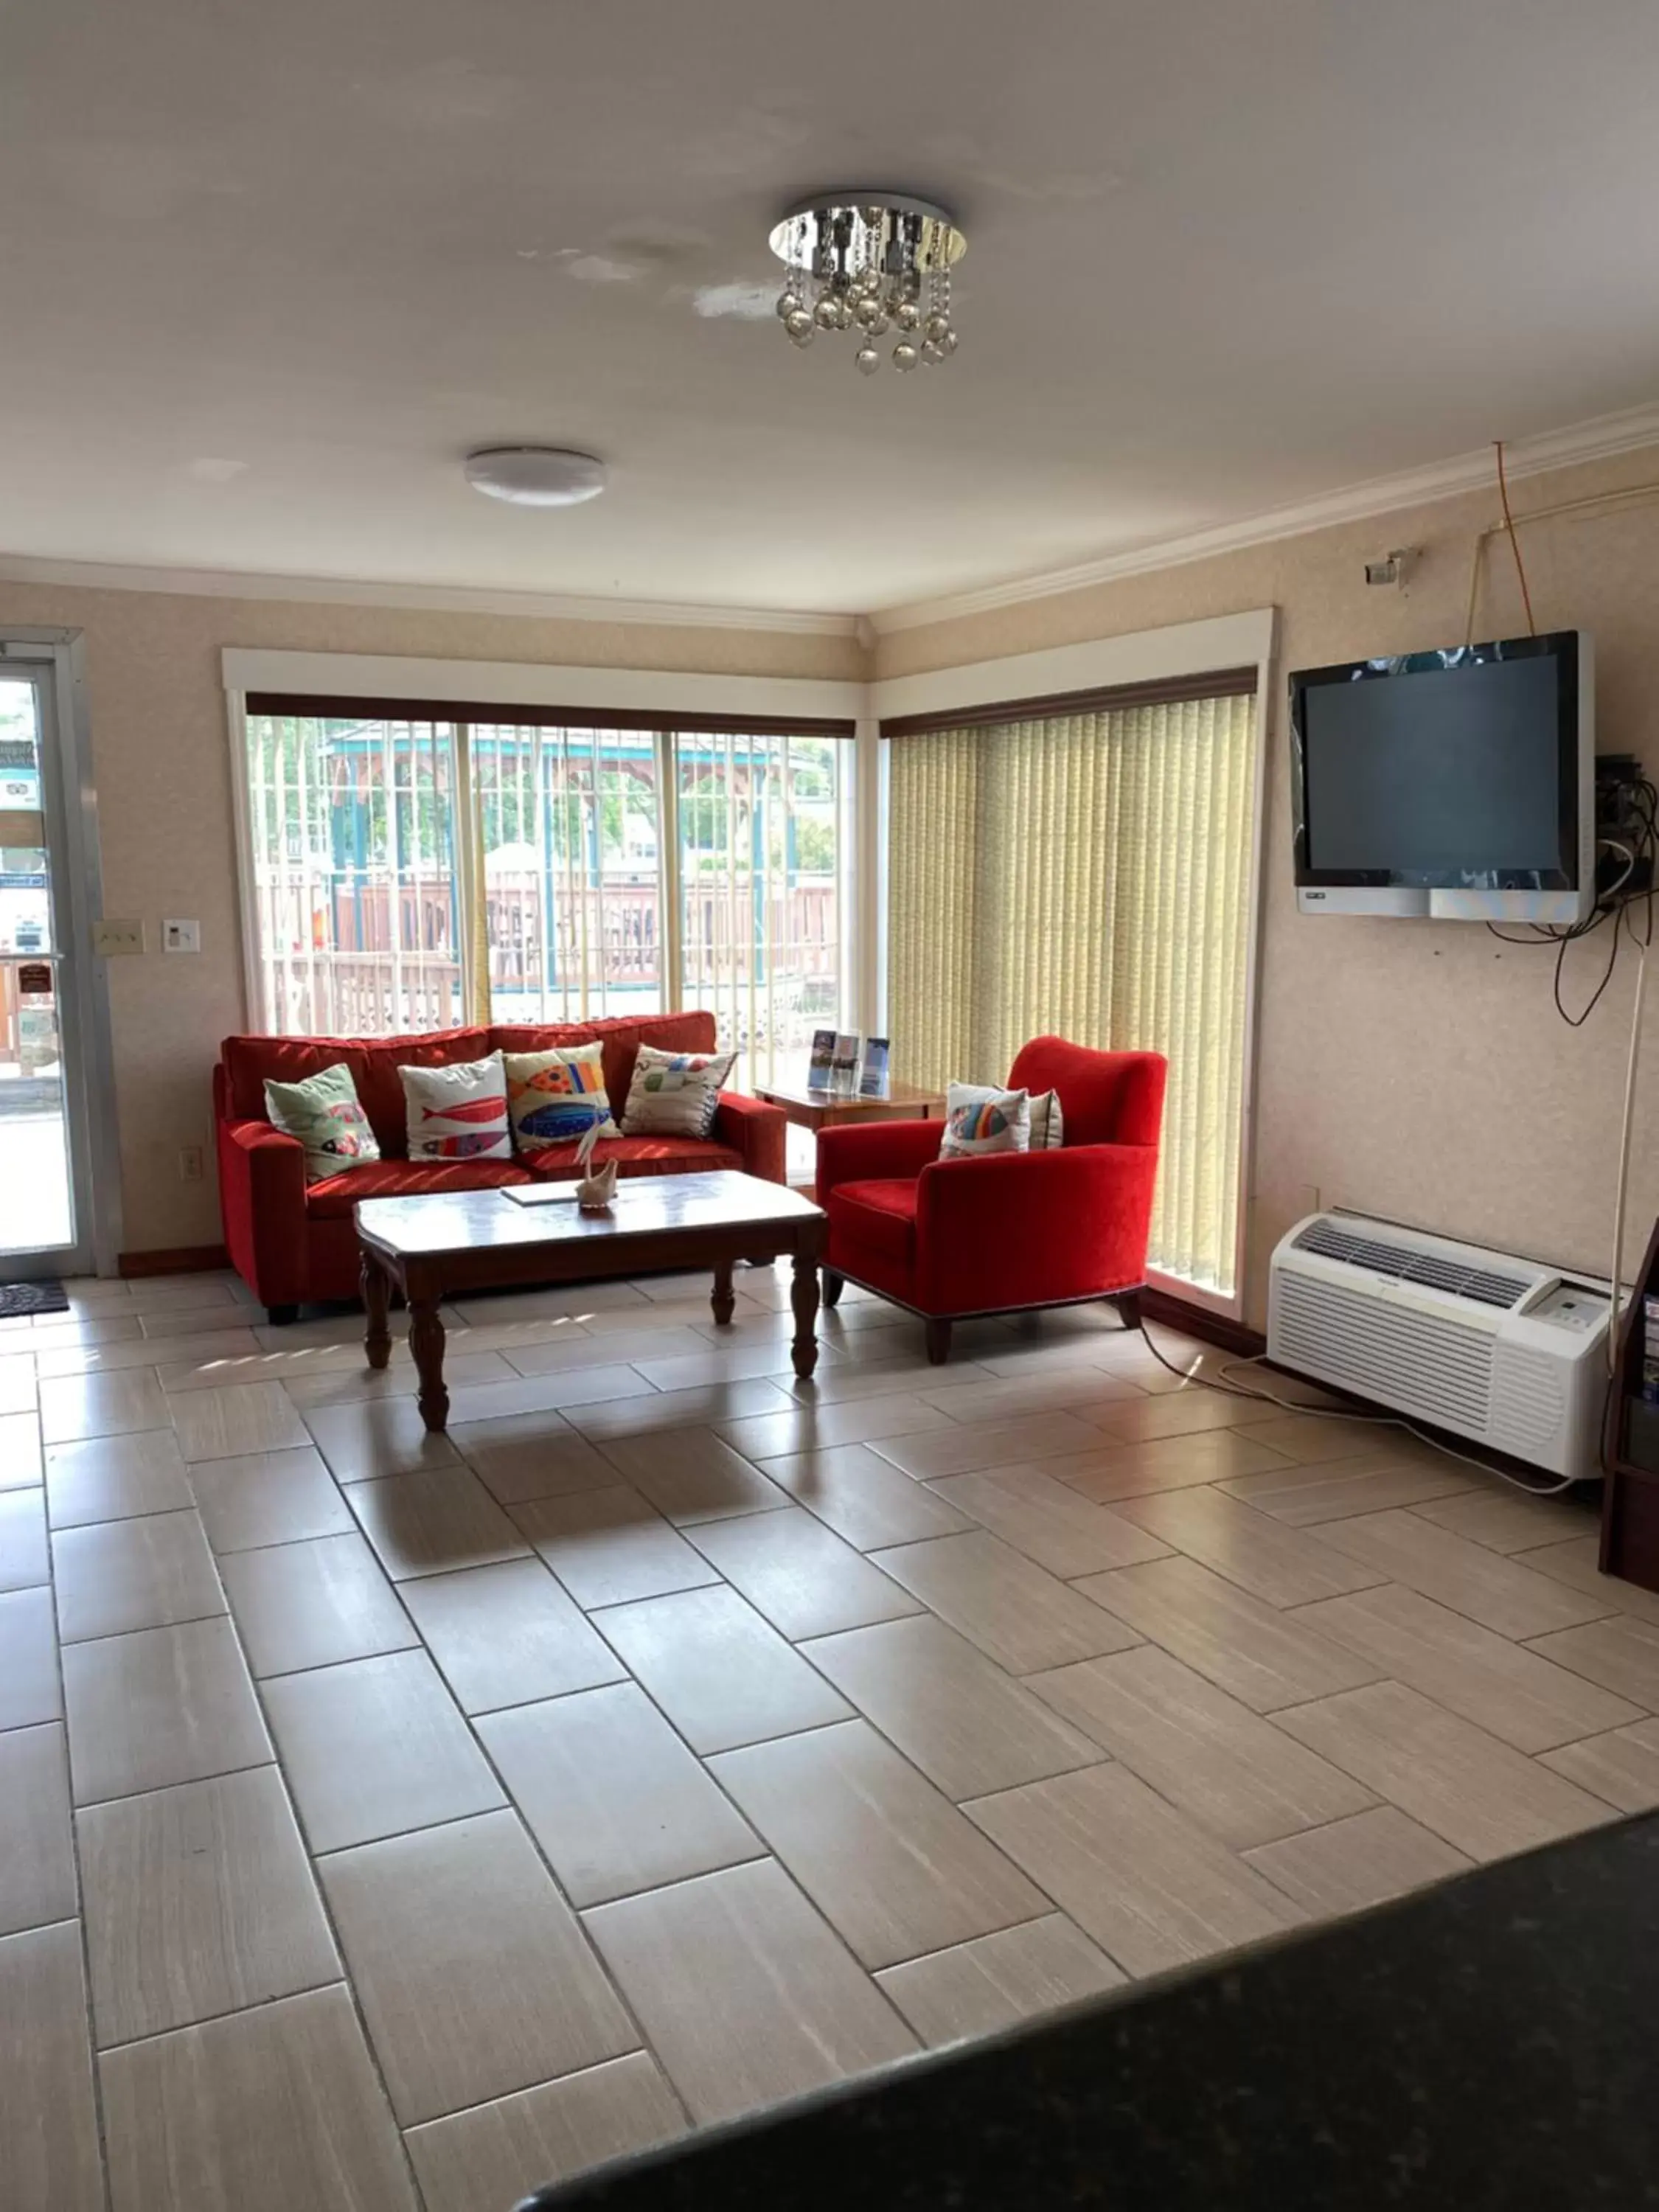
[574,1117,618,1211]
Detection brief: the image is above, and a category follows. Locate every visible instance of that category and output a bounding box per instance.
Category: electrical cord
[1495,438,1538,636]
[1133,1315,1581,1497]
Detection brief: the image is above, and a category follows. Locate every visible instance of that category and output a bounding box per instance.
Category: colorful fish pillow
[399,1051,512,1162]
[503,1043,620,1152]
[620,1044,737,1138]
[939,1082,1032,1160]
[262,1062,382,1185]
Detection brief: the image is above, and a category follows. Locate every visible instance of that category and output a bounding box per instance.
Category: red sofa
[815,1035,1167,1362]
[215,1011,785,1319]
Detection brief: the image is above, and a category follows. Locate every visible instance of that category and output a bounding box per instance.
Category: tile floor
[0,1262,1634,2211]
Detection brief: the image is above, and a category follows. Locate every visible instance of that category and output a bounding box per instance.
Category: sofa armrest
[816,1117,946,1206]
[215,1116,310,1307]
[712,1091,787,1185]
[914,1142,1160,1314]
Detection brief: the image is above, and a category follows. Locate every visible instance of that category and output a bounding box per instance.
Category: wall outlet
[93,919,145,956]
[178,1144,204,1182]
[162,919,201,953]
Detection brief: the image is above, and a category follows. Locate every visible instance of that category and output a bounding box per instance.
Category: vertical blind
[886,685,1259,1296]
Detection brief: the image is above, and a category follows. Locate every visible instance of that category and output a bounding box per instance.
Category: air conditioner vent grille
[1272,1273,1493,1432]
[1291,1221,1529,1311]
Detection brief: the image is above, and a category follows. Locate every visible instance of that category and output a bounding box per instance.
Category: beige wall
[879,443,1659,1325]
[0,580,862,1259]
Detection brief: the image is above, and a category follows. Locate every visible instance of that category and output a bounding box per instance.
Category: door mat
[0,1279,69,1319]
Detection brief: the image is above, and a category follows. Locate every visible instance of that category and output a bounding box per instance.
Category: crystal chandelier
[769,194,965,375]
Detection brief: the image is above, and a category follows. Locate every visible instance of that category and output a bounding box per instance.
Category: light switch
[93,919,145,956]
[162,919,201,953]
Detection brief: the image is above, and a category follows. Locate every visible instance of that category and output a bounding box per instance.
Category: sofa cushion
[358,1029,491,1155]
[491,1011,716,1113]
[826,1177,919,1265]
[262,1062,381,1183]
[305,1157,532,1220]
[521,1135,742,1181]
[223,1034,374,1124]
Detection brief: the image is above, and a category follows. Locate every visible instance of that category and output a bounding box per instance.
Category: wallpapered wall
[880,443,1659,1324]
[0,580,861,1258]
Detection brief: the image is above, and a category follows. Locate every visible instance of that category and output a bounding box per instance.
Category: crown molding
[871,398,1659,635]
[0,552,860,639]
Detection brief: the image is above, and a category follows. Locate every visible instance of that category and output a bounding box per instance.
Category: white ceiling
[5,0,1659,617]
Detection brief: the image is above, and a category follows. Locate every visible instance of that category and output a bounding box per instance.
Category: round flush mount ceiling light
[464,447,607,507]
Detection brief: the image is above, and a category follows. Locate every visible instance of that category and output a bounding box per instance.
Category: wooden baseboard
[118,1244,230,1279]
[1140,1287,1265,1358]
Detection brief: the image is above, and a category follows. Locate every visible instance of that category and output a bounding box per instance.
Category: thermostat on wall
[162,919,201,953]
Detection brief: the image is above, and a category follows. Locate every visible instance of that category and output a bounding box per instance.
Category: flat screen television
[1290,630,1593,922]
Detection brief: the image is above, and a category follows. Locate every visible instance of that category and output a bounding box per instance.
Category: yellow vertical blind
[886,689,1258,1296]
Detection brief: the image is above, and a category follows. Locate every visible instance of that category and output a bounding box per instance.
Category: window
[240,698,850,1082]
[885,678,1259,1298]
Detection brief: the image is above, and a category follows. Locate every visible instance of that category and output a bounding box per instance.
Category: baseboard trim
[119,1244,230,1278]
[1141,1287,1265,1357]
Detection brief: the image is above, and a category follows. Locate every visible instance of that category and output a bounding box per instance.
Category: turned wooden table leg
[790,1242,821,1380]
[408,1293,450,1432]
[361,1253,392,1371]
[710,1256,736,1327]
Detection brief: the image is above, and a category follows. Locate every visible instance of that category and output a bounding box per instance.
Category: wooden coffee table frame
[356,1183,828,1433]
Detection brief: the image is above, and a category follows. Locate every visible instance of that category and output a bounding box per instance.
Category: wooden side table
[754,1075,947,1133]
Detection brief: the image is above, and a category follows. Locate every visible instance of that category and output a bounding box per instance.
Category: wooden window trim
[245,692,855,739]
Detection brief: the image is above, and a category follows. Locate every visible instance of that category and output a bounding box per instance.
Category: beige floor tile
[1082,1388,1259,1444]
[709,1719,1048,1970]
[44,1427,194,1528]
[1411,1484,1600,1555]
[1519,1536,1659,1625]
[503,1324,709,1375]
[584,1858,915,2124]
[965,1761,1304,1978]
[863,1410,1106,1481]
[0,1409,43,1489]
[1227,1411,1405,1464]
[38,1367,172,1444]
[279,1350,518,1410]
[568,1377,796,1441]
[632,1341,834,1391]
[346,1464,531,1581]
[0,1484,49,1589]
[399,1558,625,1714]
[1242,1805,1472,1916]
[451,1281,652,1326]
[405,2052,685,2212]
[122,1277,243,1314]
[1074,1554,1382,1714]
[81,1765,340,2046]
[713,1391,964,1464]
[1275,1680,1613,1861]
[319,1809,636,2126]
[1315,1509,1617,1639]
[1540,1718,1659,1809]
[801,1615,1103,1801]
[0,1353,36,1413]
[1528,1614,1659,1708]
[220,1531,417,1677]
[31,1312,144,1349]
[925,1467,1172,1579]
[41,1327,262,1380]
[262,1648,504,1853]
[782,1349,998,1404]
[686,1507,923,1639]
[443,1364,659,1427]
[189,1444,354,1554]
[874,1913,1126,2048]
[1296,1584,1644,1751]
[594,1585,852,1753]
[451,1413,619,1506]
[1217,1455,1476,1524]
[300,1397,461,1482]
[512,1486,722,1608]
[871,1532,1141,1674]
[1030,1644,1374,1848]
[597,1425,793,1525]
[756,1443,978,1551]
[0,1921,105,2212]
[1113,1487,1388,1608]
[168,1381,311,1464]
[0,1725,76,1937]
[52,1506,225,1643]
[1049,1426,1301,1503]
[0,1585,61,1728]
[917,1370,1149,1426]
[100,1983,417,2212]
[478,1683,762,1907]
[63,1616,273,1805]
[139,1304,268,1339]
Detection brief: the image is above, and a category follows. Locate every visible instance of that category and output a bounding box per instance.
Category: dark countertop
[520,1812,1659,2211]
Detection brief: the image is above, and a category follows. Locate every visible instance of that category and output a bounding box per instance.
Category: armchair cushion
[914,1141,1159,1312]
[827,1178,919,1266]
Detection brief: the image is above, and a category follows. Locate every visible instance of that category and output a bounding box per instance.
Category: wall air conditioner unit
[1267,1214,1611,1482]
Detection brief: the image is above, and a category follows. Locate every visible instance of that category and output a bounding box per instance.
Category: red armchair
[815,1036,1167,1363]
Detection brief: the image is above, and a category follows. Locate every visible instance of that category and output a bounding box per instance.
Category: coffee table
[355,1171,827,1433]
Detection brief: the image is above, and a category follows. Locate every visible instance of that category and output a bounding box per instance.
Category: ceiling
[4,0,1659,617]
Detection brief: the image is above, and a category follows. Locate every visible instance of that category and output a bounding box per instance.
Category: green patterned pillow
[620,1045,737,1138]
[263,1063,381,1184]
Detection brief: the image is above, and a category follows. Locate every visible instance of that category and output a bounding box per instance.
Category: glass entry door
[0,664,91,1274]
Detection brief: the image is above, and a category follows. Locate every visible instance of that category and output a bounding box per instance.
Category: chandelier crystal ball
[768,195,965,375]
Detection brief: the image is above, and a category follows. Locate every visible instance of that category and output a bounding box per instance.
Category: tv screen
[1290,633,1586,914]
